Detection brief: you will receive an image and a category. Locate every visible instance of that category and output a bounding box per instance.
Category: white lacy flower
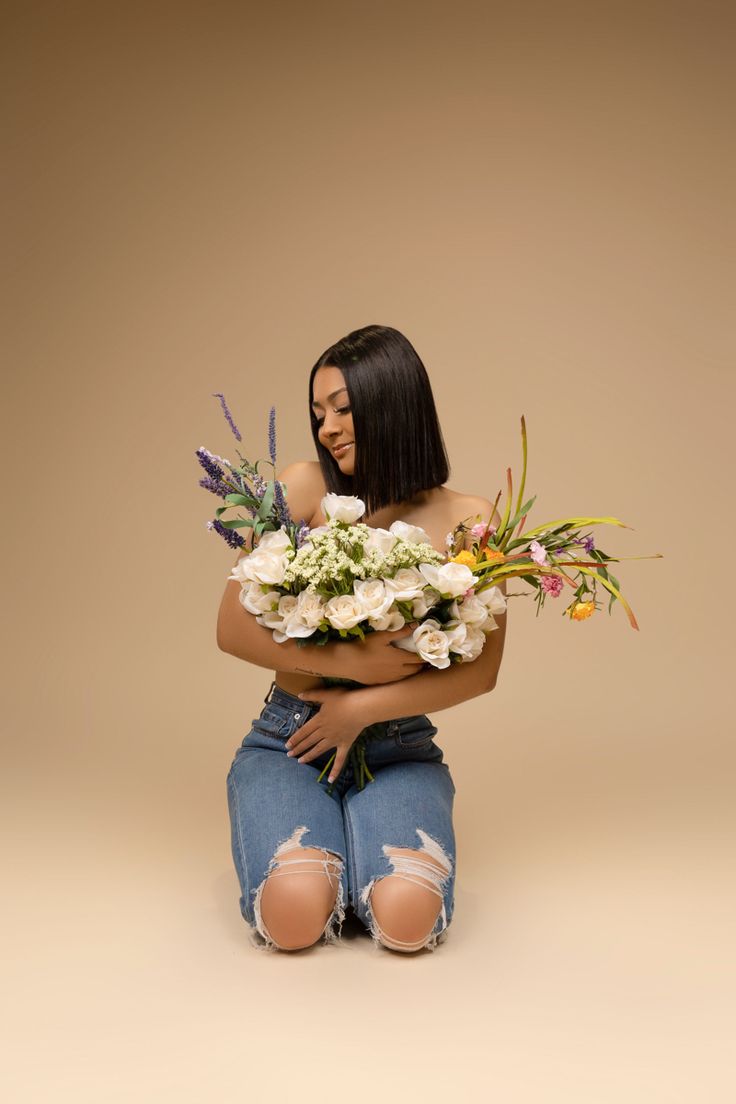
[384,566,426,601]
[388,519,433,546]
[323,593,365,630]
[353,578,394,620]
[362,526,398,556]
[394,618,451,669]
[418,561,475,599]
[321,494,366,524]
[367,605,406,631]
[238,581,281,615]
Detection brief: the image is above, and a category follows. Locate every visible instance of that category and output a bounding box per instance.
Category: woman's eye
[315,406,351,427]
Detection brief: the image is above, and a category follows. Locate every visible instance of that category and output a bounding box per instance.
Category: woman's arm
[216,460,350,678]
[215,460,423,684]
[347,580,507,724]
[338,497,509,723]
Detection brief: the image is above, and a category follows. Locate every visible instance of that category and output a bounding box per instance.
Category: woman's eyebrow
[311,387,347,410]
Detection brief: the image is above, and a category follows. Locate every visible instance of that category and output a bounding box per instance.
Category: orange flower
[567,600,595,621]
[480,548,506,564]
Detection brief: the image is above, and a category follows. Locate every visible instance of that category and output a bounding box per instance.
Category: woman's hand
[340,623,426,685]
[284,686,367,782]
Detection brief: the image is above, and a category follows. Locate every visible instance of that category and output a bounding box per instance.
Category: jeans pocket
[251,705,293,739]
[393,715,438,749]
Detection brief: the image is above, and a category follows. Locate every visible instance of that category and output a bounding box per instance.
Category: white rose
[388,519,433,546]
[475,583,508,617]
[362,527,398,556]
[418,561,475,599]
[238,581,281,615]
[384,566,426,601]
[353,578,394,620]
[257,527,293,553]
[258,595,312,642]
[368,605,406,631]
[410,590,439,618]
[323,593,365,630]
[235,546,291,586]
[454,593,489,628]
[321,494,366,524]
[455,626,486,661]
[394,618,451,669]
[294,588,327,630]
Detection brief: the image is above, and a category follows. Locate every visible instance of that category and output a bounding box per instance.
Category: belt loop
[263,680,276,706]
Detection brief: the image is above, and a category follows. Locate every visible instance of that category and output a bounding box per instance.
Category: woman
[217,324,508,953]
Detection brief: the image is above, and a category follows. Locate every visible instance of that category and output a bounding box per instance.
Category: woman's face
[311,364,355,475]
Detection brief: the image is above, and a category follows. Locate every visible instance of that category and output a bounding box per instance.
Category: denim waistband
[264,680,321,714]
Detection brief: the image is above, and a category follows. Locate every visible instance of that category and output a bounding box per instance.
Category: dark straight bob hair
[308,324,451,516]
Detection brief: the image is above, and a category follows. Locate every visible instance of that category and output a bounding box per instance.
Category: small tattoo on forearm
[295,666,323,676]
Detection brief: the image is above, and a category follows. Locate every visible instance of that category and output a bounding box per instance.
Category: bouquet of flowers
[199,392,662,790]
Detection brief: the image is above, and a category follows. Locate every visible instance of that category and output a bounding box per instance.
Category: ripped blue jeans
[226,681,457,953]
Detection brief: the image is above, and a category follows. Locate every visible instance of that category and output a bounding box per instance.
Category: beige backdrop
[3,1,734,1101]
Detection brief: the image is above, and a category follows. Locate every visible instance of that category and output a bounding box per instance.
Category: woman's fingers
[328,749,347,783]
[285,722,319,756]
[294,740,330,765]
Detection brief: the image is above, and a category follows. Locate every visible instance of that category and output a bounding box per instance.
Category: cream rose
[475,584,508,618]
[323,593,365,630]
[394,617,451,669]
[383,566,426,602]
[417,561,475,599]
[258,595,312,642]
[367,605,406,631]
[388,519,433,545]
[321,494,366,524]
[362,527,398,556]
[238,581,281,615]
[353,578,394,620]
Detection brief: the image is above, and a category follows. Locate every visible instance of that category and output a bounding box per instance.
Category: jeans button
[294,712,301,720]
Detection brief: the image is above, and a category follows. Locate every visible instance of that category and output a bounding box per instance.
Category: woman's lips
[333,442,353,457]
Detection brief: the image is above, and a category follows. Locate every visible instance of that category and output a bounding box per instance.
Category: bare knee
[365,841,452,953]
[257,845,342,951]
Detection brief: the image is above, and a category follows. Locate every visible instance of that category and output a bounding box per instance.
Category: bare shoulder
[275,460,326,526]
[450,489,502,530]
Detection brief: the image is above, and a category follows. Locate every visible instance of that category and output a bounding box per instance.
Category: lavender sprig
[274,480,293,528]
[212,392,242,442]
[199,475,237,499]
[196,447,227,483]
[206,518,245,549]
[267,405,277,466]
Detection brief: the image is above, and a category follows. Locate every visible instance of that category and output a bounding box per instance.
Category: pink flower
[529,540,547,566]
[471,522,496,540]
[541,574,563,597]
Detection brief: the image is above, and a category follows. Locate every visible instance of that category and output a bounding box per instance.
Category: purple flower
[212,393,242,442]
[268,405,277,466]
[572,534,595,555]
[274,479,293,527]
[199,475,233,498]
[207,518,245,549]
[294,520,310,548]
[196,447,226,482]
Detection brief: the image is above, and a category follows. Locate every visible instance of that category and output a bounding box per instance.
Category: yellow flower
[568,600,595,621]
[450,550,476,567]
